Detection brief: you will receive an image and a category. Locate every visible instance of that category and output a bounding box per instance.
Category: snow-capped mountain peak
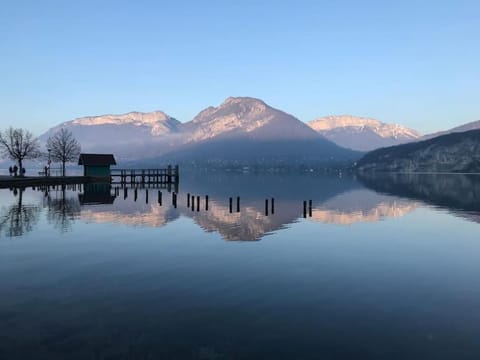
[309,115,420,138]
[184,97,318,142]
[307,115,421,151]
[70,111,180,136]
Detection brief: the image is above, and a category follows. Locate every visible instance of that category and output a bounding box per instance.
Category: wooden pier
[110,165,179,186]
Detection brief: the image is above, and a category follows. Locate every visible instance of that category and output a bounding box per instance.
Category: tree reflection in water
[45,186,81,233]
[0,188,40,237]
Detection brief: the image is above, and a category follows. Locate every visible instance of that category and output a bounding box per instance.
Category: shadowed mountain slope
[356,129,480,173]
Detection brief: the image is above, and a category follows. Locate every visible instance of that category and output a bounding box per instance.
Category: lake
[1,171,480,359]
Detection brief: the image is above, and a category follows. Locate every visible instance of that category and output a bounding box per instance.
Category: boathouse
[78,153,116,177]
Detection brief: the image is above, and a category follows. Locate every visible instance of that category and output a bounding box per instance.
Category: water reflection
[45,187,81,233]
[310,189,419,225]
[0,188,40,237]
[79,183,116,205]
[2,172,480,240]
[358,172,480,223]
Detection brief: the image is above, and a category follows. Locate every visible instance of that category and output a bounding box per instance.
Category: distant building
[78,153,116,177]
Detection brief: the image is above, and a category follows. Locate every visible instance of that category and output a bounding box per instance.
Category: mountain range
[35,96,479,167]
[39,97,360,166]
[308,115,420,151]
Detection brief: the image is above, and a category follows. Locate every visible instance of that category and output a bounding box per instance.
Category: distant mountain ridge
[70,111,181,135]
[182,97,319,142]
[356,129,480,173]
[423,119,480,140]
[38,97,361,165]
[156,97,360,165]
[38,111,182,161]
[308,115,420,151]
[34,97,479,167]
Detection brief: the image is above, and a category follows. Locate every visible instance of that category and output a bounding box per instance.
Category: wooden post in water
[265,199,269,216]
[205,195,209,211]
[196,195,200,212]
[145,189,149,204]
[303,201,307,218]
[187,193,190,207]
[191,195,195,211]
[236,196,240,212]
[229,197,233,213]
[309,200,312,217]
[158,190,162,206]
[124,187,128,199]
[134,188,138,202]
[167,165,172,184]
[271,198,275,214]
[174,164,179,184]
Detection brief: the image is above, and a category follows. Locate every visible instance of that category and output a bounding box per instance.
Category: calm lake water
[1,171,480,359]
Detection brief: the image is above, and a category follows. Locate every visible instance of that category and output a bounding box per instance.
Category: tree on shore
[0,127,41,176]
[47,128,81,177]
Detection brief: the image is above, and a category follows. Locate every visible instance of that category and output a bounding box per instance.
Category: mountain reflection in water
[2,172,479,240]
[359,172,480,224]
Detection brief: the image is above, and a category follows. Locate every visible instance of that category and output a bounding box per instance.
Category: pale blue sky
[0,0,478,135]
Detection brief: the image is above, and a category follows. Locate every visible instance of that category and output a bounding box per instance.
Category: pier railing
[110,165,179,186]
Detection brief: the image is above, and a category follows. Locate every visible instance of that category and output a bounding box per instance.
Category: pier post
[158,191,162,206]
[146,189,149,204]
[174,165,179,184]
[303,201,307,218]
[265,199,269,216]
[134,188,138,202]
[229,197,233,213]
[197,195,200,212]
[205,195,209,211]
[236,196,240,212]
[191,195,195,211]
[187,193,190,207]
[271,198,275,214]
[309,200,312,217]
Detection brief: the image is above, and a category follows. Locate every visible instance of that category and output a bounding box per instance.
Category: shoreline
[0,175,106,189]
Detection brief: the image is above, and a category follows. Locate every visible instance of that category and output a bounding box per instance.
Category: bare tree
[0,127,41,176]
[47,128,81,177]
